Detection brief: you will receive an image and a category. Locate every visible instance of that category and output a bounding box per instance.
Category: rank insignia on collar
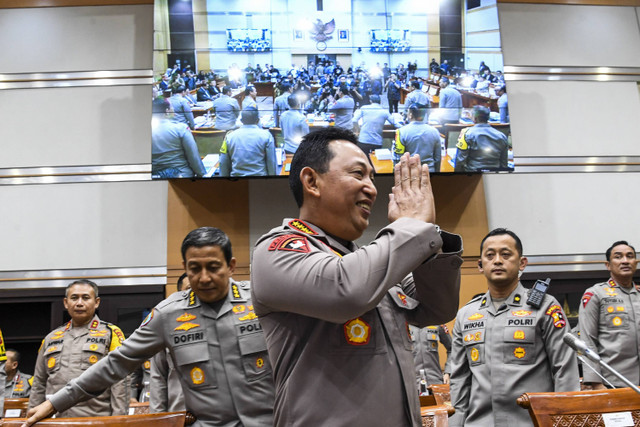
[288,219,318,235]
[514,295,521,303]
[175,322,200,331]
[582,292,593,308]
[232,305,246,314]
[189,291,196,306]
[511,310,532,317]
[89,320,99,329]
[344,318,371,345]
[468,313,484,321]
[64,322,71,331]
[176,313,197,322]
[268,234,311,253]
[480,298,487,307]
[231,283,242,300]
[239,312,258,321]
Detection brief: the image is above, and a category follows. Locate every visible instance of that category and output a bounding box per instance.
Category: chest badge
[511,310,532,317]
[513,330,525,340]
[239,312,258,321]
[190,367,205,385]
[232,305,246,314]
[89,355,98,364]
[175,322,200,332]
[47,357,56,368]
[514,347,526,359]
[89,344,99,351]
[612,316,623,326]
[468,313,484,321]
[144,360,151,370]
[470,347,479,362]
[176,313,196,322]
[344,318,371,345]
[256,357,265,368]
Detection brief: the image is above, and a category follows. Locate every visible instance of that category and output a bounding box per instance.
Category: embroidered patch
[46,346,57,353]
[607,306,614,313]
[232,305,246,314]
[344,318,371,345]
[190,367,204,385]
[89,344,98,351]
[141,310,154,327]
[582,292,594,308]
[511,310,532,317]
[144,360,151,370]
[441,324,450,334]
[616,306,625,312]
[89,355,98,364]
[189,291,196,306]
[268,234,311,253]
[288,219,318,235]
[397,292,408,306]
[513,330,525,340]
[468,313,484,321]
[463,332,482,343]
[612,316,622,326]
[47,357,56,369]
[89,330,107,337]
[470,347,479,362]
[90,320,99,329]
[176,313,196,322]
[256,357,265,368]
[514,347,526,359]
[239,312,258,321]
[174,322,200,332]
[546,305,566,329]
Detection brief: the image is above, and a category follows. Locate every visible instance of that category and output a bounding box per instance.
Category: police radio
[526,278,551,308]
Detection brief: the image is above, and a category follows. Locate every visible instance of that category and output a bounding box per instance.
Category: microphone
[563,334,601,363]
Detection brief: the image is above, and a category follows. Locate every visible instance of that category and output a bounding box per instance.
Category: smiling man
[579,240,640,390]
[449,228,579,427]
[251,126,463,426]
[24,228,274,427]
[28,280,128,418]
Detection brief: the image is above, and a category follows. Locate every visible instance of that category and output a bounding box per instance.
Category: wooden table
[368,152,394,174]
[279,154,294,176]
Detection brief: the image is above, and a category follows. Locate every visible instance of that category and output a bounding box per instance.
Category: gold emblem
[89,355,98,364]
[513,330,525,340]
[174,322,200,331]
[176,313,197,322]
[46,346,57,353]
[239,312,258,321]
[607,306,614,313]
[89,344,98,351]
[47,357,56,369]
[89,330,108,337]
[514,347,526,359]
[344,318,371,345]
[468,313,484,321]
[511,310,532,317]
[144,360,151,370]
[256,357,264,368]
[616,306,625,312]
[612,316,622,326]
[470,347,479,362]
[232,305,246,314]
[190,367,205,385]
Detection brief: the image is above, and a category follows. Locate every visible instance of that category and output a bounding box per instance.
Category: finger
[409,154,422,189]
[399,152,411,191]
[393,158,402,189]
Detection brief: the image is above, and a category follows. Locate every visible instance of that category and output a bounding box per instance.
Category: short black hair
[480,228,523,256]
[222,86,232,95]
[606,240,636,262]
[173,85,186,94]
[177,272,188,292]
[289,127,359,208]
[181,227,233,264]
[287,94,299,109]
[473,105,491,123]
[6,349,20,363]
[65,279,99,298]
[152,98,171,114]
[241,106,260,125]
[370,94,381,104]
[408,103,426,121]
[411,81,421,89]
[244,85,255,95]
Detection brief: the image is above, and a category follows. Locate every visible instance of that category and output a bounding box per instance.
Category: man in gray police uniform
[393,103,441,172]
[449,228,579,427]
[212,86,240,130]
[251,127,463,426]
[5,349,33,398]
[578,240,640,389]
[25,227,275,427]
[410,324,452,391]
[454,105,509,172]
[352,94,396,154]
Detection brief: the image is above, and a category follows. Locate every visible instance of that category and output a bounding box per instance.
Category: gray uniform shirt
[393,122,441,172]
[29,315,129,418]
[169,94,196,130]
[212,95,240,130]
[410,325,451,387]
[273,92,290,127]
[454,123,509,172]
[0,328,6,415]
[449,283,580,427]
[6,371,33,398]
[150,348,185,413]
[353,103,395,146]
[251,217,463,427]
[219,125,276,177]
[329,96,355,130]
[152,120,206,178]
[280,109,309,154]
[438,86,462,122]
[578,279,640,386]
[48,281,275,427]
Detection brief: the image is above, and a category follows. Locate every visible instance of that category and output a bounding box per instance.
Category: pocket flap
[173,342,209,366]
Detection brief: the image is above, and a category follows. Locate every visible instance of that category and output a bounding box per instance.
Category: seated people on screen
[219,107,276,177]
[578,240,640,390]
[329,84,355,130]
[196,81,213,102]
[151,98,206,179]
[280,95,310,155]
[353,94,397,154]
[410,325,452,393]
[433,77,462,125]
[274,83,293,127]
[454,106,509,172]
[404,81,430,122]
[5,349,33,398]
[242,85,258,110]
[212,86,241,131]
[393,104,441,172]
[169,86,196,130]
[449,228,579,427]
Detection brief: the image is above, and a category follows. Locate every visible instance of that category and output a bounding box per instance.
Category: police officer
[251,127,463,426]
[449,228,579,427]
[454,105,509,172]
[5,349,33,398]
[436,77,462,124]
[393,103,441,172]
[579,240,640,389]
[410,325,452,393]
[273,82,293,127]
[329,84,355,130]
[352,94,396,154]
[404,81,430,121]
[219,106,277,177]
[29,280,128,418]
[280,95,310,155]
[24,227,275,427]
[169,86,196,130]
[211,86,240,130]
[0,327,7,415]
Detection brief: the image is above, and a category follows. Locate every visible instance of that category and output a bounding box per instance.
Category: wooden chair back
[1,411,186,427]
[428,384,452,406]
[128,401,149,415]
[3,398,29,418]
[420,404,451,427]
[517,387,640,427]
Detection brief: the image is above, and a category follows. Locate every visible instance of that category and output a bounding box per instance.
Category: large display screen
[152,0,512,179]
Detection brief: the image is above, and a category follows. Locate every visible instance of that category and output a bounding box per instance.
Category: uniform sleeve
[439,325,453,375]
[433,132,442,173]
[541,299,580,391]
[129,367,143,400]
[265,133,277,175]
[352,108,362,124]
[28,339,48,410]
[449,313,471,427]
[184,102,195,130]
[48,310,167,414]
[219,136,231,176]
[107,325,130,415]
[392,129,405,164]
[181,129,206,177]
[578,288,604,383]
[252,218,455,323]
[149,350,170,413]
[454,128,469,172]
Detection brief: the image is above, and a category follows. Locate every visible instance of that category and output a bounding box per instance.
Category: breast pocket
[173,342,217,389]
[44,345,63,374]
[503,325,536,365]
[462,328,485,366]
[81,342,107,369]
[603,312,630,330]
[237,332,271,382]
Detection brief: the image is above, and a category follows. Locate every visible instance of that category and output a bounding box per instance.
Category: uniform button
[429,241,436,248]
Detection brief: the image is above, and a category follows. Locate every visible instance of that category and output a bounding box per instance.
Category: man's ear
[300,167,321,200]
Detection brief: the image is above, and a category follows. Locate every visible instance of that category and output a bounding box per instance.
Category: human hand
[388,152,435,224]
[443,373,450,384]
[22,401,55,427]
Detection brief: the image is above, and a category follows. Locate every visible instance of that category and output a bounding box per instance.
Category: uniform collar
[480,282,525,315]
[283,218,357,255]
[609,278,638,293]
[197,279,248,319]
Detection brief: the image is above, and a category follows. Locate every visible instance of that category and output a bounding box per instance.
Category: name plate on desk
[603,412,634,427]
[5,409,22,417]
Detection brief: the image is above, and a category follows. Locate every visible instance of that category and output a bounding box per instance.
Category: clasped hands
[388,152,436,225]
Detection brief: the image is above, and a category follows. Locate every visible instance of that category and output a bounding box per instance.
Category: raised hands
[388,152,436,224]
